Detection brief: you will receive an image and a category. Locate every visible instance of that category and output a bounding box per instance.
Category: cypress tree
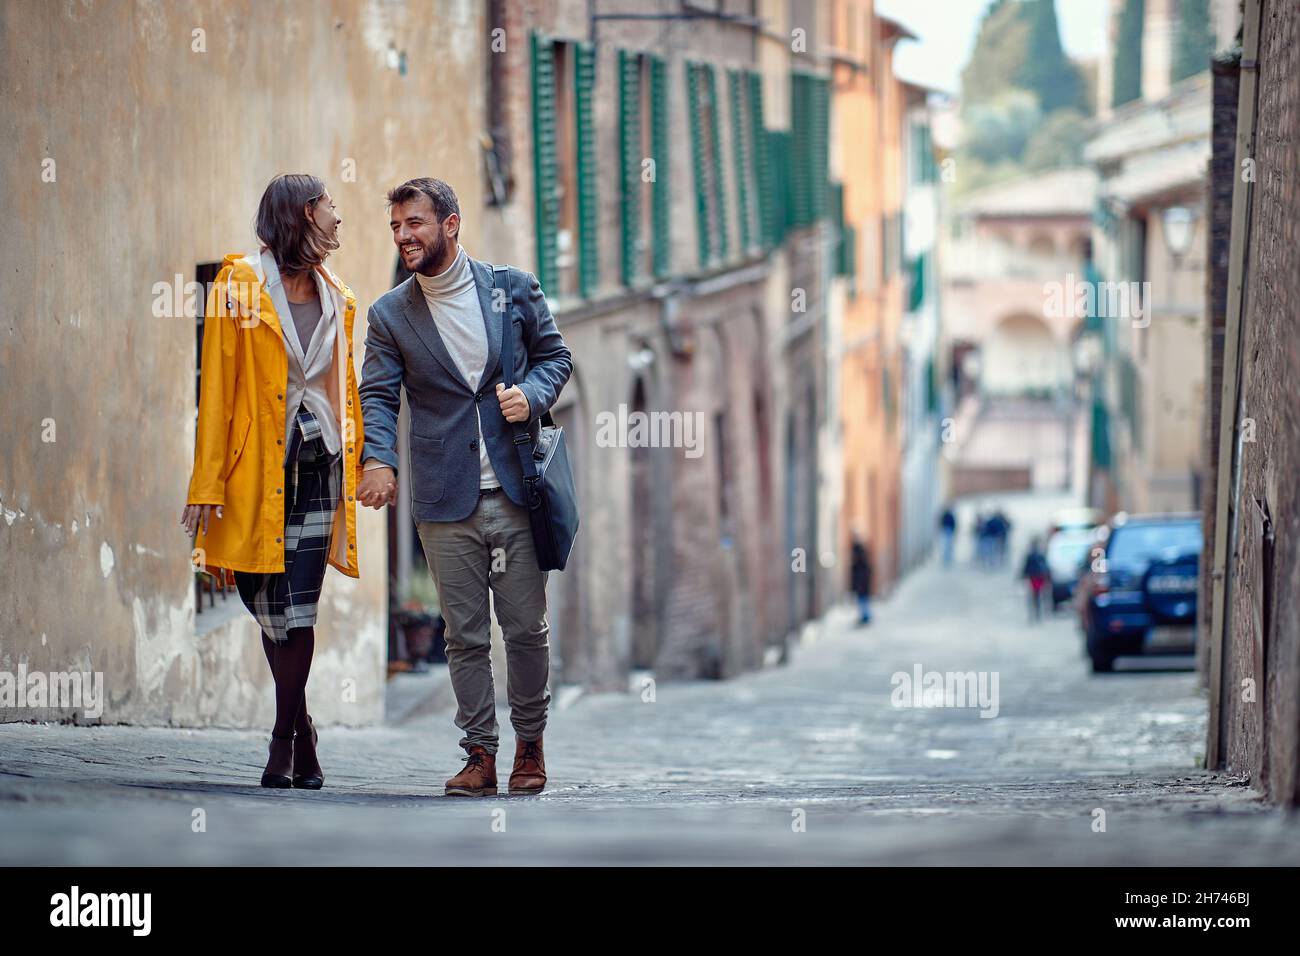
[1014,0,1083,113]
[1112,0,1145,107]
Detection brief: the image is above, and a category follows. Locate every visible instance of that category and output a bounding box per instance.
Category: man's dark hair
[256,173,338,276]
[387,177,460,238]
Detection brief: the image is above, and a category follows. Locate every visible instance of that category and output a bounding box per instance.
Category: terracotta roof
[877,14,917,42]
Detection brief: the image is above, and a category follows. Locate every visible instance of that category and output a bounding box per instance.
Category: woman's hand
[181,504,223,536]
[357,467,396,509]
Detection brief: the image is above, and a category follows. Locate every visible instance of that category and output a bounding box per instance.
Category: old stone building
[468,0,840,682]
[1204,0,1300,806]
[830,6,910,595]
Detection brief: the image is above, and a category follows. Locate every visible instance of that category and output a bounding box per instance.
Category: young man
[357,178,572,796]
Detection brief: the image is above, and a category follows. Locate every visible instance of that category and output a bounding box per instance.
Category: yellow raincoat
[186,250,364,580]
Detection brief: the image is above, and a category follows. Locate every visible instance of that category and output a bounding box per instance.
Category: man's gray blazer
[358,255,573,522]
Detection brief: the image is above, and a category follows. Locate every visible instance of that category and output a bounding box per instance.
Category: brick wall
[1198,58,1238,682]
[1214,0,1300,805]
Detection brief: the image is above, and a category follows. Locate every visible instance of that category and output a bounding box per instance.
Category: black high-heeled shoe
[293,715,324,790]
[261,734,294,788]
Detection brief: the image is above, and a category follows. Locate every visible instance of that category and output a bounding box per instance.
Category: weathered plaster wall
[0,0,484,726]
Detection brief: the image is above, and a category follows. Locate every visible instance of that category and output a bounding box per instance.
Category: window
[531,32,597,299]
[194,260,233,619]
[715,410,732,539]
[911,122,937,185]
[193,261,222,410]
[484,0,514,206]
[687,61,728,267]
[831,182,857,295]
[728,69,762,256]
[619,51,670,285]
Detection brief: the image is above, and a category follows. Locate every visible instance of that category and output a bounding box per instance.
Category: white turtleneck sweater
[414,246,499,490]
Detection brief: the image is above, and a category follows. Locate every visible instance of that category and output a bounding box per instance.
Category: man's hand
[357,466,397,509]
[181,504,222,536]
[496,383,530,423]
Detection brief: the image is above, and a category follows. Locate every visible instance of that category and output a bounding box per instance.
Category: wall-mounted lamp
[1161,206,1195,260]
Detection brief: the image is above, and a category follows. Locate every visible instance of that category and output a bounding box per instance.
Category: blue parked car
[1076,513,1202,673]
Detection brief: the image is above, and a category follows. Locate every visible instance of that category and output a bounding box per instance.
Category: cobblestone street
[2,492,1296,866]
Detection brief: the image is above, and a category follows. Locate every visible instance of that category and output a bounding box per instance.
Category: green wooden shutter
[706,65,728,262]
[618,50,642,286]
[687,61,711,267]
[748,72,772,249]
[575,41,599,298]
[831,180,856,294]
[908,252,926,311]
[728,69,752,253]
[769,128,791,244]
[831,181,848,275]
[530,32,558,294]
[650,55,671,279]
[789,73,809,228]
[814,76,830,221]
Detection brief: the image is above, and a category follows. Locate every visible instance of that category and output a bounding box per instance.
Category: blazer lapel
[400,277,473,394]
[468,256,503,383]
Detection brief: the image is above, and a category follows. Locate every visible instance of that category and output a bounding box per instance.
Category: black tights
[261,628,315,739]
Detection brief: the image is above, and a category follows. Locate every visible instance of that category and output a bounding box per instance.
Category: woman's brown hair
[255,174,339,276]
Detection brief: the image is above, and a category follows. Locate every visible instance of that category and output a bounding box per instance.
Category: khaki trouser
[416,490,551,755]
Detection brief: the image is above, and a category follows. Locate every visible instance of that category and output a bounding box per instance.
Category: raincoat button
[276,536,282,543]
[276,488,282,494]
[277,393,284,400]
[348,495,354,502]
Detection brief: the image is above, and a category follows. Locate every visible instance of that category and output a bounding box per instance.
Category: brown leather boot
[445,745,497,797]
[509,736,546,795]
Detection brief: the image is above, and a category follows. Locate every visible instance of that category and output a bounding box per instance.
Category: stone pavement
[2,491,1297,865]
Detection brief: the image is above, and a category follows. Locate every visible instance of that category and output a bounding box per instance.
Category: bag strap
[493,265,540,487]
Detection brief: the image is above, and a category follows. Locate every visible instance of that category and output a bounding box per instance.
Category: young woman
[181,174,370,789]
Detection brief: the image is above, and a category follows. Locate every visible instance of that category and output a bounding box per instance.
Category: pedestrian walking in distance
[183,174,363,791]
[850,538,873,626]
[939,505,957,567]
[1021,538,1051,622]
[358,178,573,797]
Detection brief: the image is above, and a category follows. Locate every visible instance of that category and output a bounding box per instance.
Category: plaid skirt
[235,408,342,644]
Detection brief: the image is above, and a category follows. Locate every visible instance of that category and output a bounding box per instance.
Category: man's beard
[411,231,447,275]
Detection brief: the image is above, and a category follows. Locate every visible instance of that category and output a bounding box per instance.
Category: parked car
[1045,527,1095,609]
[1076,513,1202,672]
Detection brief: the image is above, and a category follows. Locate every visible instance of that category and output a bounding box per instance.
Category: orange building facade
[830,4,910,596]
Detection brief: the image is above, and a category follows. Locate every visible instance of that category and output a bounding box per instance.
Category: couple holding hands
[181,174,572,797]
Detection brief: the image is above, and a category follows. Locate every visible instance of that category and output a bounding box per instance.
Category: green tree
[1014,0,1083,113]
[961,0,1084,115]
[960,0,1031,109]
[1171,0,1213,83]
[1112,0,1145,107]
[1023,108,1090,171]
[963,89,1042,164]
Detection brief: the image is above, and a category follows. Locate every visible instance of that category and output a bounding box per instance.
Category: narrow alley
[2,490,1292,866]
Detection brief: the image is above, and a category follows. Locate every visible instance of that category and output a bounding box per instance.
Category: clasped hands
[357,385,529,510]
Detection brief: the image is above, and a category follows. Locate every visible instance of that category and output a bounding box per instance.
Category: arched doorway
[981,313,1068,397]
[629,375,658,669]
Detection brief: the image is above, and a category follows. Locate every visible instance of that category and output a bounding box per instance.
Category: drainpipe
[1206,0,1263,771]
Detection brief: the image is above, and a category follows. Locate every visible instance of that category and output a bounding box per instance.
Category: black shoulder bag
[493,265,579,572]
